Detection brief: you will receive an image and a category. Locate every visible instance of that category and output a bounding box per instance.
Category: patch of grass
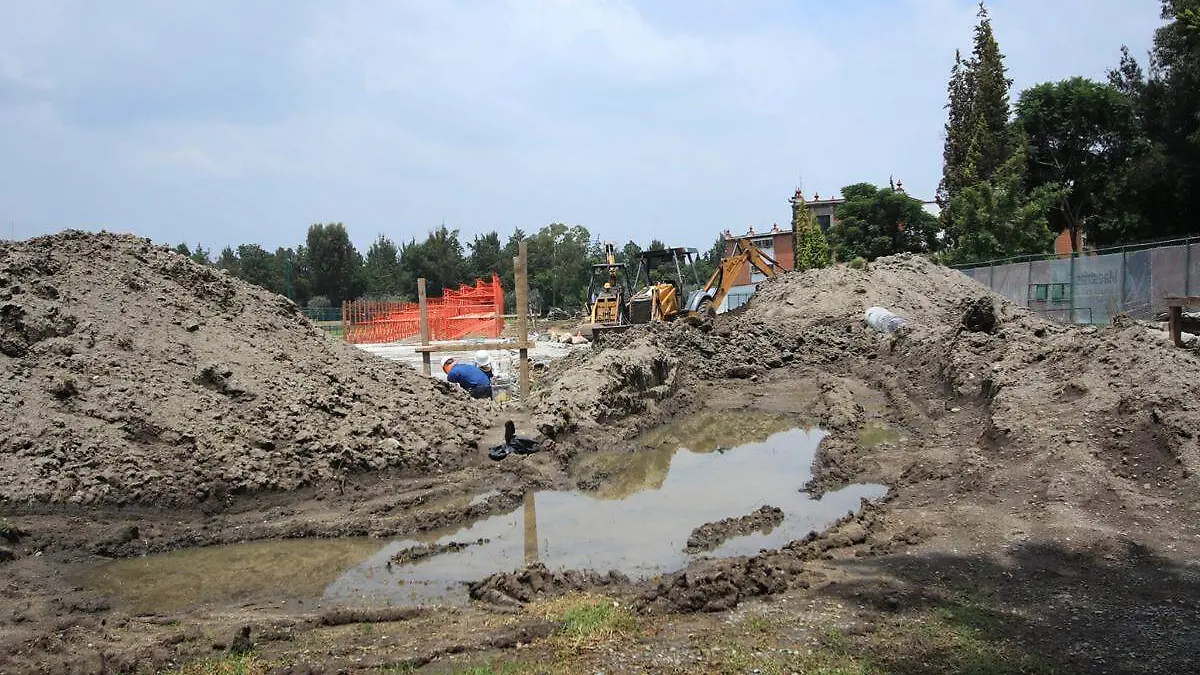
[172,653,270,675]
[527,593,639,655]
[739,614,778,635]
[700,640,869,675]
[447,664,534,675]
[859,605,1058,675]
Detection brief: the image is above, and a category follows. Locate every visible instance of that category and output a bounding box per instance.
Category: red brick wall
[724,232,795,286]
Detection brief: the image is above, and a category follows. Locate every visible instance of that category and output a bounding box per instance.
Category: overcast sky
[0,0,1163,254]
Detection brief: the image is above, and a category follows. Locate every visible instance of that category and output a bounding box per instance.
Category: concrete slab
[355,337,580,383]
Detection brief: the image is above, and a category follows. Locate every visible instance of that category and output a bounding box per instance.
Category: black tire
[697,296,714,318]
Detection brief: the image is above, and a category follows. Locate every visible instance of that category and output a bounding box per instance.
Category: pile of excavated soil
[531,254,1200,648]
[0,231,489,507]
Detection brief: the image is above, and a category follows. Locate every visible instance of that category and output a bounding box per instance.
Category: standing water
[85,423,886,612]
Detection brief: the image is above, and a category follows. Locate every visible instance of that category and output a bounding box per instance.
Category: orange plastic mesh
[342,275,505,344]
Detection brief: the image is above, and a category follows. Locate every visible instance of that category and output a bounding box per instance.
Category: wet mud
[684,505,785,554]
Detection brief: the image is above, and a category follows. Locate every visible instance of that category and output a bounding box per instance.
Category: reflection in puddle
[86,427,887,612]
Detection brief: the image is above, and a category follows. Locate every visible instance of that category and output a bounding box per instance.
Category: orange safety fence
[341,274,505,344]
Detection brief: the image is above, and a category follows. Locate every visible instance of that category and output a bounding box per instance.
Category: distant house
[1054,227,1086,257]
[716,189,845,312]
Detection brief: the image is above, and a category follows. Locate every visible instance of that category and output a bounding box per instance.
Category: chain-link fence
[957,236,1200,325]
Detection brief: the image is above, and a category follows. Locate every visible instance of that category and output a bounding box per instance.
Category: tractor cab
[628,247,702,324]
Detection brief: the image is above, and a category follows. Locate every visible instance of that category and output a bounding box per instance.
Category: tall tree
[418,225,468,296]
[1015,77,1141,248]
[695,236,727,283]
[363,235,404,298]
[944,143,1064,263]
[274,246,307,303]
[939,2,1016,249]
[828,183,940,261]
[621,240,643,282]
[939,50,975,206]
[525,223,592,312]
[1106,1,1200,240]
[965,2,1013,182]
[467,231,507,281]
[189,244,212,266]
[798,218,832,270]
[397,237,427,299]
[306,223,363,306]
[236,244,281,293]
[215,246,240,275]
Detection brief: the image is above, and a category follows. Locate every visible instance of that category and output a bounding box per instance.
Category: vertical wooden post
[523,490,538,565]
[418,278,431,376]
[515,242,531,400]
[1169,304,1183,347]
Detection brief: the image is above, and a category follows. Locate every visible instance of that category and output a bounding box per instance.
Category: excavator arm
[687,238,779,316]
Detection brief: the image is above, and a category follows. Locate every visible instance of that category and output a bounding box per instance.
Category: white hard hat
[474,350,491,368]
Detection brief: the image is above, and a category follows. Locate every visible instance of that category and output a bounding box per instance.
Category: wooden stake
[515,242,531,400]
[418,278,431,376]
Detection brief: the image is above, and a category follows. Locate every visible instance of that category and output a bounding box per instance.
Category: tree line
[789,0,1200,267]
[176,2,1198,305]
[176,224,726,312]
[936,0,1200,264]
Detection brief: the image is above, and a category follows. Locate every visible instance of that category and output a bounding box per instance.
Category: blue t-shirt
[447,363,492,390]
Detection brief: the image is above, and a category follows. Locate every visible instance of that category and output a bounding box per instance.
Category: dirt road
[3,238,1199,674]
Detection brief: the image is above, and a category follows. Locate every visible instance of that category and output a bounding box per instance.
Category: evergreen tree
[363,235,404,298]
[938,50,973,208]
[799,218,832,270]
[790,191,811,261]
[944,141,1064,263]
[306,222,364,306]
[467,231,507,281]
[966,2,1013,182]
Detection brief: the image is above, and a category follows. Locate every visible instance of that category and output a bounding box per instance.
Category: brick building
[717,189,844,311]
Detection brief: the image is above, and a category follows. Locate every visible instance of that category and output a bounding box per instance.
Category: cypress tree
[966,2,1013,181]
[938,50,973,207]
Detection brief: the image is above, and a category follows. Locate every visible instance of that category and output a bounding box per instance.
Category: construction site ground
[3,232,1199,674]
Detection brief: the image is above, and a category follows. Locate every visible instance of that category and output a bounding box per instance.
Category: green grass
[557,599,638,645]
[172,653,269,675]
[448,665,533,675]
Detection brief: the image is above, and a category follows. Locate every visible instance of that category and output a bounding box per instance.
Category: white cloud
[0,0,1166,252]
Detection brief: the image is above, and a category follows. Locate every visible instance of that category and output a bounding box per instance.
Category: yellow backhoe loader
[682,237,780,317]
[584,242,628,325]
[582,238,779,341]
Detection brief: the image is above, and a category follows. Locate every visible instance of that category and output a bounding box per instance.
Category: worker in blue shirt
[442,357,493,399]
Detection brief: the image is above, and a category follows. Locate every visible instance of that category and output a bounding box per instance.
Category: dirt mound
[541,253,1200,618]
[684,505,784,553]
[531,337,681,440]
[0,230,489,507]
[468,562,631,607]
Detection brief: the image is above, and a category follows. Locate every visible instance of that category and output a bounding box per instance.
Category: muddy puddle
[85,423,886,613]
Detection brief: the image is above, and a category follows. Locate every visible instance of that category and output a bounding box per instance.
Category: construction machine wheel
[696,296,715,319]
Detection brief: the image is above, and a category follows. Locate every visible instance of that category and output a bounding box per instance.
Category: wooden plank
[516,241,531,401]
[1163,295,1200,307]
[418,278,431,376]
